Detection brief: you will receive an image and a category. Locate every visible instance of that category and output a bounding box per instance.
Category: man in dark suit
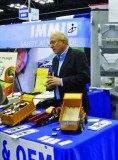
[46,32,90,114]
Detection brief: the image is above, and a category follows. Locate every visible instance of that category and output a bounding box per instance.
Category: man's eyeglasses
[48,40,57,47]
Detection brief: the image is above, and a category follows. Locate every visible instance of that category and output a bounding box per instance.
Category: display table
[88,90,112,119]
[0,116,118,160]
[0,90,112,119]
[33,89,111,119]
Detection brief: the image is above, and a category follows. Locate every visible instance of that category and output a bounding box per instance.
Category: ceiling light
[8,3,28,9]
[33,0,54,4]
[9,4,15,7]
[16,4,20,7]
[0,9,4,12]
[34,0,39,2]
[14,4,21,9]
[48,0,54,2]
[39,1,46,4]
[20,5,27,8]
[45,0,54,3]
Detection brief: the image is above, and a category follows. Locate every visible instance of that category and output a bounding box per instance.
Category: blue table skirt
[0,116,118,160]
[88,90,112,119]
[21,117,118,160]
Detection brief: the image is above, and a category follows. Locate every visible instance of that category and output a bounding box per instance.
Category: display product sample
[59,93,87,133]
[34,68,49,93]
[0,94,36,126]
[29,106,61,126]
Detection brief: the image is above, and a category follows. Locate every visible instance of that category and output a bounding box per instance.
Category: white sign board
[0,132,54,160]
[19,7,29,20]
[109,0,118,22]
[31,8,39,21]
[19,7,39,21]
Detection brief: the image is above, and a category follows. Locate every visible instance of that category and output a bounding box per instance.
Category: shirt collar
[57,46,69,61]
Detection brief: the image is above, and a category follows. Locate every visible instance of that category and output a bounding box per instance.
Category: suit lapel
[59,48,72,76]
[53,57,59,76]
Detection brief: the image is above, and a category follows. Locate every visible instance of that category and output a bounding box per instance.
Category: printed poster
[0,52,17,105]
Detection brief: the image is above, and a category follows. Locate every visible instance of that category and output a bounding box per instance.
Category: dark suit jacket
[52,47,90,113]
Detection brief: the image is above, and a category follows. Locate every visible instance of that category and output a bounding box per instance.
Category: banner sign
[31,8,39,21]
[0,18,90,48]
[19,7,39,21]
[19,7,29,20]
[0,52,17,81]
[0,52,17,97]
[0,132,54,160]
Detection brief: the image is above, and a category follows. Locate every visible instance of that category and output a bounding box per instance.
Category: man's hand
[46,76,61,89]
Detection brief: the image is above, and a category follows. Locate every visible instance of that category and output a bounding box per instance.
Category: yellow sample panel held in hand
[34,68,49,93]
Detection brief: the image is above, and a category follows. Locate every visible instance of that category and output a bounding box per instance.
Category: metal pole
[28,0,31,22]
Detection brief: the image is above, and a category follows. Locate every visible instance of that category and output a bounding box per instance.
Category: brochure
[88,120,112,131]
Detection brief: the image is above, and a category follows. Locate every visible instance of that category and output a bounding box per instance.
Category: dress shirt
[55,46,69,100]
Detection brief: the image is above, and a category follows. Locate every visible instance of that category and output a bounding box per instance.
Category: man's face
[50,35,65,55]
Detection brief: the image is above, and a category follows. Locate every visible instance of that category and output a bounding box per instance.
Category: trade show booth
[0,15,112,118]
[0,14,114,160]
